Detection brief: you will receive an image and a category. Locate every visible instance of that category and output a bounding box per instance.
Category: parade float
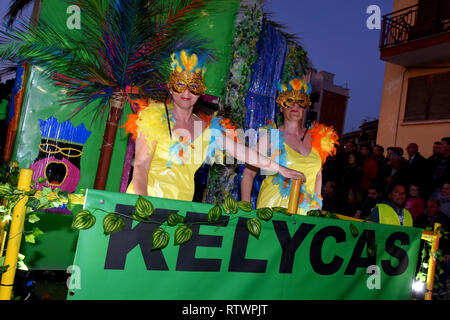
[0,0,444,300]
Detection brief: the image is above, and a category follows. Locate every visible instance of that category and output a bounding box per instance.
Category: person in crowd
[344,141,357,155]
[415,199,450,229]
[346,188,363,218]
[373,145,387,165]
[384,153,409,196]
[386,146,399,166]
[322,180,346,214]
[414,199,450,297]
[368,182,413,226]
[395,146,406,163]
[341,151,363,195]
[359,144,378,196]
[360,184,382,220]
[125,50,304,201]
[428,141,443,163]
[432,182,450,220]
[429,137,450,199]
[405,183,425,221]
[241,77,338,215]
[373,145,388,193]
[424,141,444,199]
[405,142,427,189]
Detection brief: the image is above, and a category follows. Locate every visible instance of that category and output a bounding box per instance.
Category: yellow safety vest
[376,203,413,227]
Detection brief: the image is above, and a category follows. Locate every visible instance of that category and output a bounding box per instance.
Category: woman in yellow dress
[241,77,339,215]
[124,50,305,201]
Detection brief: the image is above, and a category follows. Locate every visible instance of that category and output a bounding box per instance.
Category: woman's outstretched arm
[220,135,306,182]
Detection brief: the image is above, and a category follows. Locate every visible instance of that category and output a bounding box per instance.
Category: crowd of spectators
[322,137,450,222]
[322,137,450,296]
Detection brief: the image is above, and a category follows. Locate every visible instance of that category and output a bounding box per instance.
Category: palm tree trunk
[93,90,127,190]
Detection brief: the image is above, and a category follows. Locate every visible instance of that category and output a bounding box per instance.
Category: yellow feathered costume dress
[124,101,232,201]
[256,122,339,215]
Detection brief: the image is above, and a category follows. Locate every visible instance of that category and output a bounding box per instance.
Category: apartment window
[404,71,450,122]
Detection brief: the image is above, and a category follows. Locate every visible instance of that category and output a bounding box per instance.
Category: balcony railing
[380,0,450,48]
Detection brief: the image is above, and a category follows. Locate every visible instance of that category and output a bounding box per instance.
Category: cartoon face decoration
[29,117,91,193]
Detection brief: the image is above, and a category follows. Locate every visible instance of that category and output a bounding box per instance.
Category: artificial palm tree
[0,0,219,190]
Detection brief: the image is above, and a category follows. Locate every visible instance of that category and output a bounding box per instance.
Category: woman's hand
[277,165,306,182]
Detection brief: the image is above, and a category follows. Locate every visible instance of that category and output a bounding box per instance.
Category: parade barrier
[65,189,424,300]
[0,170,440,300]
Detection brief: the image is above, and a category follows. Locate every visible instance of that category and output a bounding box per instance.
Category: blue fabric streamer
[235,20,288,206]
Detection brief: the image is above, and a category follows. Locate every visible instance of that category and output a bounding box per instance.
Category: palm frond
[0,0,227,118]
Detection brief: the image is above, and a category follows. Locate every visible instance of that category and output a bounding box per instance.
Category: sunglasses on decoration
[39,143,83,158]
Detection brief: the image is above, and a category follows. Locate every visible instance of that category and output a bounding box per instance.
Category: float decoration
[0,0,221,190]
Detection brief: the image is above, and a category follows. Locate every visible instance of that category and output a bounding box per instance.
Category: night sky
[0,0,394,134]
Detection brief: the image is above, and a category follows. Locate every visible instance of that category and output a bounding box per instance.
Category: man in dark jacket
[405,143,427,190]
[360,185,381,220]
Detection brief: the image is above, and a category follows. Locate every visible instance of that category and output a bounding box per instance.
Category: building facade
[308,70,350,140]
[342,119,379,150]
[377,0,450,158]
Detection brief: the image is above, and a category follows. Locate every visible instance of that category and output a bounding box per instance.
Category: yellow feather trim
[135,101,174,153]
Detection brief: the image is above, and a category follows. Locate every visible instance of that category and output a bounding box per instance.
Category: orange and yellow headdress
[168,50,207,96]
[276,77,312,109]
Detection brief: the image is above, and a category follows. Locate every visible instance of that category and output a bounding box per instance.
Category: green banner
[67,189,422,300]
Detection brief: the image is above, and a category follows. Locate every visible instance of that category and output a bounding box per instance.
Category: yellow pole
[424,223,441,300]
[0,161,20,258]
[287,178,302,215]
[0,169,32,300]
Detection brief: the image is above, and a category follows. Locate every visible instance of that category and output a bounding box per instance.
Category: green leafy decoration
[207,204,222,223]
[152,228,170,250]
[324,211,339,219]
[349,223,359,238]
[174,225,193,246]
[307,209,322,217]
[103,213,125,235]
[272,207,288,215]
[223,195,238,215]
[167,212,185,226]
[135,196,154,220]
[246,218,262,239]
[37,177,47,183]
[72,210,96,230]
[24,234,35,244]
[25,198,40,208]
[256,207,273,221]
[237,201,253,212]
[27,213,40,224]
